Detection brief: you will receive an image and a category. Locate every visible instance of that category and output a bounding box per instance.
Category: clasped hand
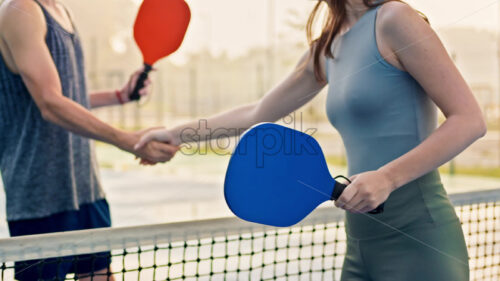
[123,128,179,165]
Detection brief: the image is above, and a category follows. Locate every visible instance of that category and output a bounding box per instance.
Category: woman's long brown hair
[306,0,428,82]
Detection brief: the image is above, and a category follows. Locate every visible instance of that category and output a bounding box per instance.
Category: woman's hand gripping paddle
[224,123,384,227]
[130,0,191,101]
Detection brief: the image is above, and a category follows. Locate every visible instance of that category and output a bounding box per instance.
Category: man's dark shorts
[8,199,112,281]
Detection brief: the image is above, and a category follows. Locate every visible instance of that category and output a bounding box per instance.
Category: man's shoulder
[0,0,42,17]
[0,0,45,34]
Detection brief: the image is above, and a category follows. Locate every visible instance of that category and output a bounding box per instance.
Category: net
[0,189,499,281]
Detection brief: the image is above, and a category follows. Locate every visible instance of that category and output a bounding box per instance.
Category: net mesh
[105,223,345,281]
[0,190,499,281]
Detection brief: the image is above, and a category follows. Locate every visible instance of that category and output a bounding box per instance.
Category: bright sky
[130,0,499,61]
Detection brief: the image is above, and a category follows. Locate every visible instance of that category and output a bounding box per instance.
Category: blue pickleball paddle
[224,123,384,227]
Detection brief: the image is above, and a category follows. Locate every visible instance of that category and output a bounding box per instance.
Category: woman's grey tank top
[325,4,459,239]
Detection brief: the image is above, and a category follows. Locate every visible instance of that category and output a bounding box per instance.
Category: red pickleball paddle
[130,0,191,101]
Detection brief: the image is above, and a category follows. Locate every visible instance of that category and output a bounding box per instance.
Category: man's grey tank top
[0,1,105,221]
[326,4,458,239]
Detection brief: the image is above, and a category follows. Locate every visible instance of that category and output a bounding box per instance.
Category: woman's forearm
[169,103,261,145]
[378,114,486,190]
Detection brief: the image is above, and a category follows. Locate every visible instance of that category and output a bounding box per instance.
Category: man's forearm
[90,90,121,109]
[41,96,134,151]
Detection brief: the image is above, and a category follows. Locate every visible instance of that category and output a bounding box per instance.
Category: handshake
[121,127,179,165]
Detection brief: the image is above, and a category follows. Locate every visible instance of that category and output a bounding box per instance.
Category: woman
[137,0,485,279]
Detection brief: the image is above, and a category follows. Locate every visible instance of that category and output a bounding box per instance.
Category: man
[0,0,178,280]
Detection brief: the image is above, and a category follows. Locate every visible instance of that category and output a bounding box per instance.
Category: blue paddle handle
[129,63,153,101]
[331,180,384,214]
[330,181,346,201]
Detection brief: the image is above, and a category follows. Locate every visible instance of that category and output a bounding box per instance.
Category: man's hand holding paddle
[116,66,154,104]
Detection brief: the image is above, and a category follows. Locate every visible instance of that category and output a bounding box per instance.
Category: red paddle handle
[130,63,153,101]
[331,179,385,214]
